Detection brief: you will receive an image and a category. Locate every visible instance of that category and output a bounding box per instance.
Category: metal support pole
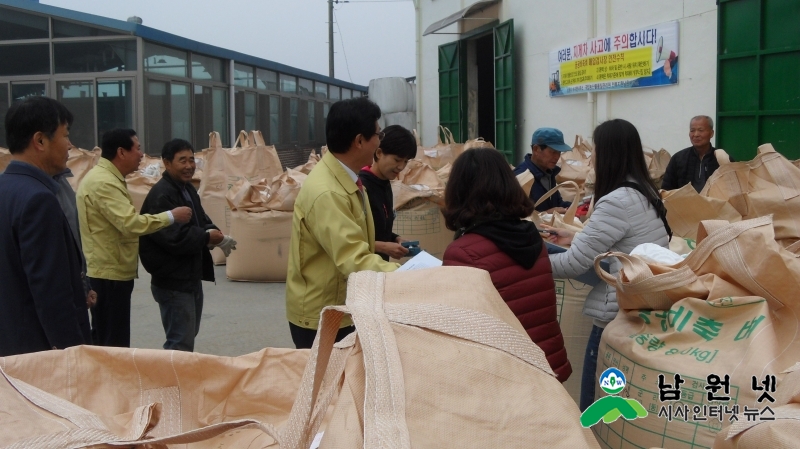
[328,0,335,78]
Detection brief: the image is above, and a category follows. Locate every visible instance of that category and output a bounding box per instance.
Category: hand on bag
[217,235,237,257]
[552,207,568,214]
[541,225,574,246]
[86,290,97,309]
[171,206,193,224]
[207,229,224,246]
[376,241,410,259]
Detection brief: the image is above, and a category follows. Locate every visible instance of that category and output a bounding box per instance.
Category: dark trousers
[289,322,355,349]
[151,282,203,352]
[580,324,605,412]
[89,278,134,347]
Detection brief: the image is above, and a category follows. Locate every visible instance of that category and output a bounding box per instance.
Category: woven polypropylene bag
[284,267,600,448]
[0,346,308,448]
[592,216,800,448]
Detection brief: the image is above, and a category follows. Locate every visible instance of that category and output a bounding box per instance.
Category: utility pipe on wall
[587,0,597,135]
[414,0,423,144]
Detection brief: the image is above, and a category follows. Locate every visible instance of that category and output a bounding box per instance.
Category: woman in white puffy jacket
[544,119,670,411]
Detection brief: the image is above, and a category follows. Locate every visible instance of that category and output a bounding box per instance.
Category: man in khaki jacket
[286,97,400,349]
[77,129,191,347]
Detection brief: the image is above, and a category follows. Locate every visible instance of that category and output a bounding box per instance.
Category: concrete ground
[130,263,294,355]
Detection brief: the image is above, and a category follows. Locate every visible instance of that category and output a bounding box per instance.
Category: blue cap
[531,128,572,152]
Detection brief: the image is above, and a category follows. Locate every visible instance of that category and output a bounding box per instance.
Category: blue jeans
[151,282,203,352]
[580,325,605,412]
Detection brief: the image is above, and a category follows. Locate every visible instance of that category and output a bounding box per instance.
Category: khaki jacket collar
[96,157,126,183]
[321,151,359,195]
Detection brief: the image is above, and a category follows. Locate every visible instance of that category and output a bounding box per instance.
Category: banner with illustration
[549,21,679,96]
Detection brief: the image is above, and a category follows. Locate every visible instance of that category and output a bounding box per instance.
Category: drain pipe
[414,0,423,143]
[587,0,597,135]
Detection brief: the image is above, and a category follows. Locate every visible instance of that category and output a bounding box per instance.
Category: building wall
[416,0,718,159]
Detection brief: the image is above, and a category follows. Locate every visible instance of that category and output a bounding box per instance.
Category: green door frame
[437,19,516,163]
[438,41,467,144]
[717,0,800,160]
[494,19,515,163]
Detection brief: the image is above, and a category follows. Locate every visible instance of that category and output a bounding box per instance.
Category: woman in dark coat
[441,147,572,382]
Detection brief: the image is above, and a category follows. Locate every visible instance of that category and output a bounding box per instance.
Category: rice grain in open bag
[284,267,600,448]
[591,216,800,449]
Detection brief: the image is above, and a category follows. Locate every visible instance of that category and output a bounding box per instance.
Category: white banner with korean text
[549,21,680,96]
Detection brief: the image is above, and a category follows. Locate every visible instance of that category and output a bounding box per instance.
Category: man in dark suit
[0,97,91,356]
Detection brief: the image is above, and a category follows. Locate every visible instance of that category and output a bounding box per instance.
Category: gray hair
[690,115,714,130]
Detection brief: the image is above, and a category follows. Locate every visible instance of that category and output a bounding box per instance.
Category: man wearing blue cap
[513,127,573,212]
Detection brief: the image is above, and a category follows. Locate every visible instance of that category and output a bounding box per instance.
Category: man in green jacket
[286,97,400,348]
[76,129,192,347]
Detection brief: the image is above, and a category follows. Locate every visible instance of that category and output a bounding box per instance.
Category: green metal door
[438,41,467,143]
[494,19,515,163]
[718,0,800,160]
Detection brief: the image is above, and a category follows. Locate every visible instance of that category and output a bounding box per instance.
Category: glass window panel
[315,82,328,99]
[213,88,229,145]
[192,54,225,82]
[0,83,9,148]
[57,81,95,150]
[329,85,340,101]
[258,94,270,141]
[54,40,137,74]
[144,42,187,78]
[53,19,120,38]
[290,98,298,142]
[233,63,254,88]
[0,44,49,76]
[145,80,169,154]
[323,102,330,120]
[256,68,277,91]
[171,83,191,141]
[298,78,313,97]
[11,83,46,103]
[341,88,352,100]
[97,80,133,147]
[308,100,315,141]
[0,8,48,40]
[270,96,280,145]
[280,74,297,93]
[194,85,228,150]
[193,85,210,148]
[244,92,256,131]
[234,90,257,135]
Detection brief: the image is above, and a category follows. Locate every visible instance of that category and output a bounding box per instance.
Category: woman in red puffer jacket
[442,148,571,382]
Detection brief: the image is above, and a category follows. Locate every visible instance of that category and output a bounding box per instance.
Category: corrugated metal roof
[0,0,367,91]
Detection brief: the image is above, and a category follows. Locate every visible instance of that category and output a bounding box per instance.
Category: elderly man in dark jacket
[661,115,732,192]
[0,97,91,356]
[139,138,234,351]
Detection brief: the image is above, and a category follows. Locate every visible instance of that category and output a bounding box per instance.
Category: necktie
[356,178,364,192]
